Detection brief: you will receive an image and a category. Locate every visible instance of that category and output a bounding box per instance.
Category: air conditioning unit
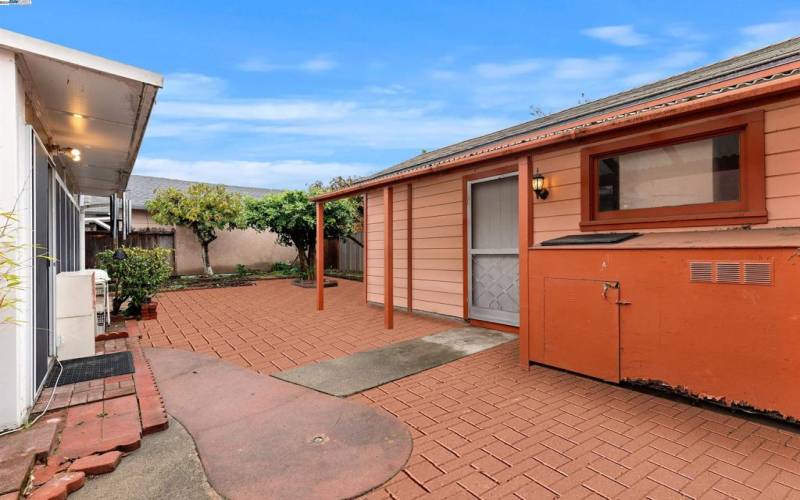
[56,270,98,360]
[89,269,111,334]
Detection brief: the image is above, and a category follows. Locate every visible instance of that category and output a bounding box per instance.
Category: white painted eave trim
[0,28,163,88]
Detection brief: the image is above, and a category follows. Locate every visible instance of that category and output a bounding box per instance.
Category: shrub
[235,264,250,277]
[270,261,293,273]
[97,247,172,316]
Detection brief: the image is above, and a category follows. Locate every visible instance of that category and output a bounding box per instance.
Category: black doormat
[45,352,135,387]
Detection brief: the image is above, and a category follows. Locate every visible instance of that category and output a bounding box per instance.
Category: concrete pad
[72,418,219,500]
[144,348,413,500]
[272,327,516,396]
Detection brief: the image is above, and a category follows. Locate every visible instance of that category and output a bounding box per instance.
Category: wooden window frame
[580,111,766,231]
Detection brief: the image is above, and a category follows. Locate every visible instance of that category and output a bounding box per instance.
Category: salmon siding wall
[531,97,800,244]
[366,161,516,319]
[365,96,800,319]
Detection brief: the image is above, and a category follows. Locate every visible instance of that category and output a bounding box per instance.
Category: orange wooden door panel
[543,278,620,382]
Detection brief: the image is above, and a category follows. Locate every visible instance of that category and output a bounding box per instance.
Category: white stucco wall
[0,49,34,430]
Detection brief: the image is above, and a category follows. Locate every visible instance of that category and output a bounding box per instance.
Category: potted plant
[97,246,172,320]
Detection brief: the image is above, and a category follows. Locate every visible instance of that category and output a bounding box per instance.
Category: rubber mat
[45,351,134,387]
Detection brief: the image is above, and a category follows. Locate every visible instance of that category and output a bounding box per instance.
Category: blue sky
[2,1,800,189]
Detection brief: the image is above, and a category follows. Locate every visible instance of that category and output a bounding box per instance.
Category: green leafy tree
[243,188,357,277]
[145,184,244,275]
[308,176,364,248]
[96,246,172,316]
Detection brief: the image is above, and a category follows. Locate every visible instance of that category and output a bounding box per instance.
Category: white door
[467,173,519,326]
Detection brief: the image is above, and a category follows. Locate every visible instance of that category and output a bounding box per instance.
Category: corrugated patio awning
[0,28,163,196]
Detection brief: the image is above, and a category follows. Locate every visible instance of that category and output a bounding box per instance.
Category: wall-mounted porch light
[49,145,81,162]
[532,170,549,200]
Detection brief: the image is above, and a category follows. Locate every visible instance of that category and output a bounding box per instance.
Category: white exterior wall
[0,49,34,430]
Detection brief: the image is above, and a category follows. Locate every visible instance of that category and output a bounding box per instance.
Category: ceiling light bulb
[69,148,81,161]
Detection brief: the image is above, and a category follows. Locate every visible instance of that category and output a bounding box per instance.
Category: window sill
[579,210,768,231]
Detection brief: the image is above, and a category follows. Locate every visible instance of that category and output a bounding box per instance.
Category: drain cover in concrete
[272,327,515,396]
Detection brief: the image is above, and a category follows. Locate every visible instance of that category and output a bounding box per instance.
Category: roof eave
[0,28,164,87]
[312,67,800,202]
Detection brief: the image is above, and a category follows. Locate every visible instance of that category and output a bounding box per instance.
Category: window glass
[598,133,740,212]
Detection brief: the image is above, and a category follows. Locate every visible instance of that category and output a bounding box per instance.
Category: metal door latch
[601,281,619,298]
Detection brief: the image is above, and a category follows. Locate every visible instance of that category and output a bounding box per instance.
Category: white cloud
[365,84,412,95]
[150,76,510,150]
[474,59,541,79]
[727,21,800,56]
[582,25,649,47]
[663,24,708,43]
[155,99,356,121]
[553,57,621,80]
[133,157,376,190]
[430,69,458,81]
[237,55,337,73]
[299,56,337,72]
[159,73,227,100]
[621,50,707,87]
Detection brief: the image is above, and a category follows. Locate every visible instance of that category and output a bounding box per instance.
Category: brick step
[28,472,85,500]
[0,418,61,497]
[94,331,129,342]
[68,451,122,475]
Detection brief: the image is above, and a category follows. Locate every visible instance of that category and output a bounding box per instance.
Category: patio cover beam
[383,186,394,329]
[316,201,325,311]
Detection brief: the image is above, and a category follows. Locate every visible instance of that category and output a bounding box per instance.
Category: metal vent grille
[744,262,773,285]
[689,260,773,285]
[716,263,742,284]
[689,262,713,283]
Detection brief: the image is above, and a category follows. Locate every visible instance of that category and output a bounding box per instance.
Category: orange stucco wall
[132,209,296,275]
[529,246,800,420]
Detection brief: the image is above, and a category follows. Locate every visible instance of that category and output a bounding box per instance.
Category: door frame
[463,165,520,327]
[31,129,56,396]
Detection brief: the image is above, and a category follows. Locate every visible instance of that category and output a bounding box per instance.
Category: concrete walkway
[144,347,413,500]
[72,417,219,500]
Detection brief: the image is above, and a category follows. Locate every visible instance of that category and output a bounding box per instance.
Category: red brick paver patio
[140,279,800,499]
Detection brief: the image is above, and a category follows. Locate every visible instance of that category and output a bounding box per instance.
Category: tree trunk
[296,244,309,274]
[201,241,214,275]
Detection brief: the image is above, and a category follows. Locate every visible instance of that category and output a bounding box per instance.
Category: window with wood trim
[580,111,766,231]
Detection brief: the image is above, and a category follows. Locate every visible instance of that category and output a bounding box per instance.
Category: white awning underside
[0,29,162,196]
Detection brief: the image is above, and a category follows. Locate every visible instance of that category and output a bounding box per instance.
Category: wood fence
[324,232,363,272]
[85,229,176,272]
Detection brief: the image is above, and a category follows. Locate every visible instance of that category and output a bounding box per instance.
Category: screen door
[32,133,53,390]
[467,173,519,326]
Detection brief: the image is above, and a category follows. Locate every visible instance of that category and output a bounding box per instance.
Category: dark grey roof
[127,175,283,209]
[364,35,800,183]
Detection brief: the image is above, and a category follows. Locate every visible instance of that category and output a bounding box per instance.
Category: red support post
[518,155,532,369]
[316,201,325,311]
[383,186,394,329]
